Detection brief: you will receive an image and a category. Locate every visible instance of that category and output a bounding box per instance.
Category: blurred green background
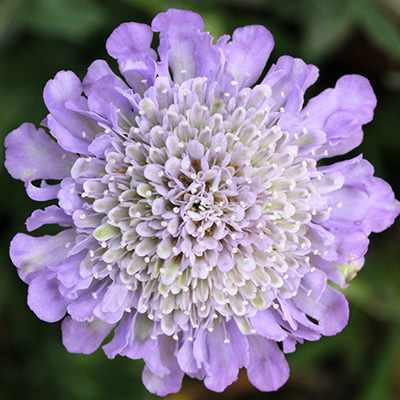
[1,0,400,399]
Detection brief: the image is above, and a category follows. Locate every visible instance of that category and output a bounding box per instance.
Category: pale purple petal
[293,285,349,336]
[142,336,184,396]
[151,9,221,84]
[28,274,69,322]
[247,336,289,392]
[5,123,74,182]
[262,56,319,112]
[10,230,76,283]
[302,75,377,157]
[203,322,248,392]
[220,25,274,89]
[62,317,115,354]
[26,205,73,231]
[43,71,99,153]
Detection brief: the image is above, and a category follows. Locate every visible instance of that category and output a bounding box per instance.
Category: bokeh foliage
[0,1,399,399]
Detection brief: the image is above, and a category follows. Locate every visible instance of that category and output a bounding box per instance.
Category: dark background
[0,1,399,399]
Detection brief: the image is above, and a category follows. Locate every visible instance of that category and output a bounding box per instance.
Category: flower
[5,8,400,396]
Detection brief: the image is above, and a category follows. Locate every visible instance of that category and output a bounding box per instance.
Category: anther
[161,221,168,227]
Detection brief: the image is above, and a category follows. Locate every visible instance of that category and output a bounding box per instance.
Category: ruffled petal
[152,9,222,84]
[43,71,100,153]
[250,309,288,341]
[5,123,74,183]
[203,321,248,392]
[87,74,133,125]
[292,285,349,336]
[247,335,289,392]
[26,205,73,232]
[302,75,377,157]
[263,56,319,112]
[62,316,115,354]
[106,22,157,93]
[142,335,184,396]
[25,181,61,201]
[220,25,274,89]
[120,313,158,359]
[82,59,116,94]
[10,229,76,283]
[28,273,69,322]
[321,156,400,235]
[177,338,205,378]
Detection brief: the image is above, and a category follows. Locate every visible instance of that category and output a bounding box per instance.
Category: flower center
[76,76,326,335]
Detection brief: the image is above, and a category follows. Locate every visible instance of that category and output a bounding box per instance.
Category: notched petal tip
[221,24,274,89]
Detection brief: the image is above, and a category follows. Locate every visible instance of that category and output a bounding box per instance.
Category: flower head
[5,8,400,396]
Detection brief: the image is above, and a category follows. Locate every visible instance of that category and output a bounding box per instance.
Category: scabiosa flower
[5,8,400,396]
